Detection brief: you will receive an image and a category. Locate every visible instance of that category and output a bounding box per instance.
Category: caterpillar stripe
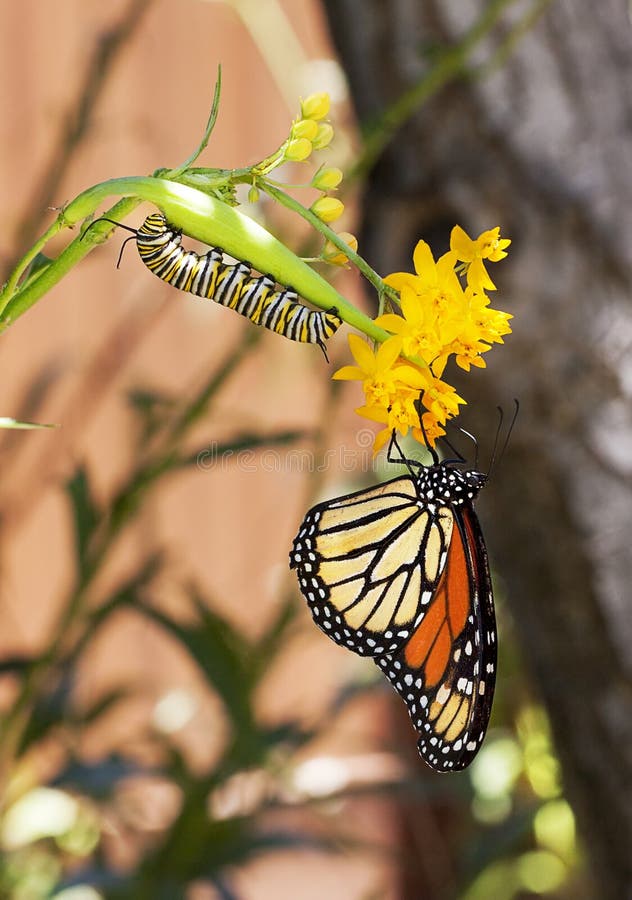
[135,213,342,355]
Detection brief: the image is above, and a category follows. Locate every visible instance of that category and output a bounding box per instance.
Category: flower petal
[412,240,436,278]
[376,335,404,371]
[332,365,364,381]
[374,313,406,333]
[450,225,475,262]
[383,272,420,292]
[347,333,376,371]
[373,427,392,455]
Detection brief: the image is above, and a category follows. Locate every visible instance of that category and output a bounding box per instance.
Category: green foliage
[0,331,344,899]
[0,328,585,899]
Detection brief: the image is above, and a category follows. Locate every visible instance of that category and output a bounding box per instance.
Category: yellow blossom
[415,367,466,424]
[322,232,358,266]
[385,240,464,303]
[357,396,421,454]
[333,334,425,407]
[311,196,344,223]
[292,118,319,141]
[301,92,330,121]
[332,224,512,455]
[311,166,343,191]
[450,225,511,292]
[412,412,446,448]
[376,284,452,366]
[285,138,313,162]
[311,123,334,149]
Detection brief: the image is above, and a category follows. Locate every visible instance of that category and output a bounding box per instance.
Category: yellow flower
[357,396,421,454]
[376,284,449,366]
[292,118,319,141]
[285,138,313,162]
[334,335,428,454]
[332,224,512,455]
[301,92,330,121]
[322,232,358,266]
[450,225,511,292]
[311,123,334,149]
[385,240,464,304]
[333,334,425,407]
[311,197,344,223]
[415,367,466,424]
[311,166,343,191]
[413,412,446,448]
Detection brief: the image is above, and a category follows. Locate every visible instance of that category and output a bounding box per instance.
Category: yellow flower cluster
[282,92,357,264]
[285,92,333,162]
[334,226,512,453]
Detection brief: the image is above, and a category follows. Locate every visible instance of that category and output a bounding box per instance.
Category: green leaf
[0,416,57,429]
[61,556,161,674]
[65,466,100,576]
[167,65,222,177]
[17,669,74,754]
[75,686,129,727]
[132,592,255,736]
[251,596,297,681]
[18,251,53,291]
[0,655,34,674]
[127,387,177,444]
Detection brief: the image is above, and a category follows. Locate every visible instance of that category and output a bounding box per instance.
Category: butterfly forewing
[290,477,454,656]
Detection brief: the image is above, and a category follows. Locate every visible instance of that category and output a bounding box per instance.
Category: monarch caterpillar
[93,212,342,356]
[290,431,498,772]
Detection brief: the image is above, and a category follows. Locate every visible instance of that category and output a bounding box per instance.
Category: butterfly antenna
[496,398,520,470]
[115,234,138,268]
[81,217,137,241]
[415,396,439,464]
[439,435,465,463]
[487,399,519,477]
[81,218,139,268]
[387,430,422,478]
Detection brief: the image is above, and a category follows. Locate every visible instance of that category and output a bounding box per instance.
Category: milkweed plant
[0,71,512,444]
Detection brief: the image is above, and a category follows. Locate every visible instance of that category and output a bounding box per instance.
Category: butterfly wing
[376,502,496,771]
[290,476,454,656]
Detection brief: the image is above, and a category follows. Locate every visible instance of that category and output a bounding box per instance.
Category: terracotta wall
[0,2,397,897]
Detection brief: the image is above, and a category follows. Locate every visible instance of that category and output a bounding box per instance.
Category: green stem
[0,176,390,344]
[258,181,389,307]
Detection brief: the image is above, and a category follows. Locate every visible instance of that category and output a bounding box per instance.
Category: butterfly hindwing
[290,476,454,656]
[376,503,496,771]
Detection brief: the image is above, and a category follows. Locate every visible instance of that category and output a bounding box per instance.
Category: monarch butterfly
[92,213,342,357]
[290,431,497,772]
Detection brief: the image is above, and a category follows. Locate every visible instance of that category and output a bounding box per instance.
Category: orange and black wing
[290,477,454,657]
[376,503,496,771]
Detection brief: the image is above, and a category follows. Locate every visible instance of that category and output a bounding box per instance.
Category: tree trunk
[322,1,632,897]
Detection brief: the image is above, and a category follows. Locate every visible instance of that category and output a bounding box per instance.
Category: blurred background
[1,1,630,898]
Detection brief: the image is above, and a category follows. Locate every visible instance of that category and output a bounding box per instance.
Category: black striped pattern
[135,213,341,353]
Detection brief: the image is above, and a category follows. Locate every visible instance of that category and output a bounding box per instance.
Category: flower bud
[311,123,334,150]
[292,118,319,141]
[247,184,260,204]
[311,197,344,223]
[311,166,343,191]
[301,92,330,121]
[285,138,313,162]
[323,232,358,265]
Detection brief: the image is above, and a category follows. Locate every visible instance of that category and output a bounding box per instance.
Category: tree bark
[322,1,632,897]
